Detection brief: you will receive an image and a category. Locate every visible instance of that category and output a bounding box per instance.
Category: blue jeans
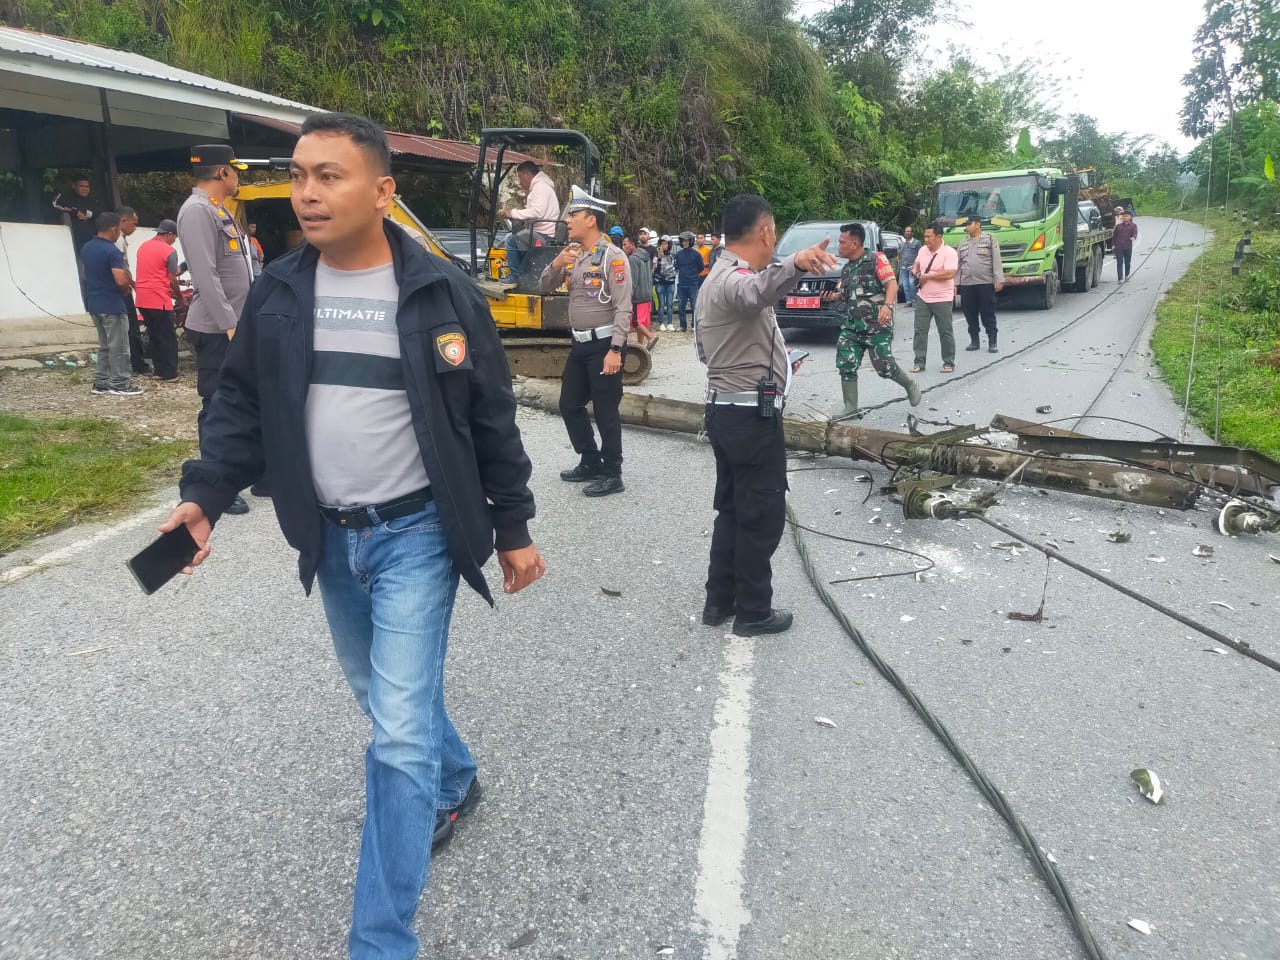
[655,282,674,326]
[677,278,701,330]
[899,267,918,304]
[317,501,477,960]
[503,231,523,277]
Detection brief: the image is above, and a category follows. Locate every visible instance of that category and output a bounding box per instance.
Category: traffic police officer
[825,222,921,417]
[956,213,1005,353]
[540,186,632,497]
[177,143,256,514]
[695,194,836,637]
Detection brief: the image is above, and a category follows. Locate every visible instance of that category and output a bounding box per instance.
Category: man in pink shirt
[133,219,183,381]
[910,223,959,373]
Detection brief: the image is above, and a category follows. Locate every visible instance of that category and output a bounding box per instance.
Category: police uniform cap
[189,143,248,170]
[563,184,616,216]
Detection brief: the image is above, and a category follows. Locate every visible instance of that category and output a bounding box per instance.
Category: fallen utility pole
[511,379,1200,510]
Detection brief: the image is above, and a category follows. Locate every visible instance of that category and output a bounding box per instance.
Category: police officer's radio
[756,377,778,418]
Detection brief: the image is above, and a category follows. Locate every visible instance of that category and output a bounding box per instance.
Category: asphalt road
[2,218,1277,960]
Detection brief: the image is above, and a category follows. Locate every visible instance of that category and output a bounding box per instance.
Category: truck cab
[931,168,1111,309]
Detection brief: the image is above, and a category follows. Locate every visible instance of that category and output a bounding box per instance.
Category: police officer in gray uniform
[695,194,837,637]
[539,186,632,497]
[176,143,255,514]
[956,214,1005,353]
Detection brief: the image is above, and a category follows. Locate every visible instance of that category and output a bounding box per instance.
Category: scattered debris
[1209,600,1235,611]
[1106,531,1131,543]
[1130,768,1166,805]
[868,516,882,524]
[1144,555,1166,563]
[507,928,539,950]
[68,647,109,656]
[601,586,623,597]
[814,716,837,729]
[1269,555,1280,564]
[900,615,915,623]
[1035,404,1053,414]
[1001,646,1012,653]
[656,948,676,957]
[824,488,839,495]
[1127,919,1153,936]
[1008,606,1045,623]
[1203,647,1228,655]
[1191,544,1215,558]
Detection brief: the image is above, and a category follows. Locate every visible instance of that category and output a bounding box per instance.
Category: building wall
[0,220,174,354]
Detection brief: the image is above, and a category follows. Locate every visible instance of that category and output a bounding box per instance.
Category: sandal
[941,363,955,373]
[910,365,925,373]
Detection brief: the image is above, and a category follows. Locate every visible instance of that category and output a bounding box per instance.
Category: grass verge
[0,414,195,556]
[1151,211,1280,460]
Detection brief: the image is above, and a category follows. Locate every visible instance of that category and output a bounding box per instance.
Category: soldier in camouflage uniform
[823,222,921,416]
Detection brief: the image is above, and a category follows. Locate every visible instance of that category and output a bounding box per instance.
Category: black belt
[319,487,434,528]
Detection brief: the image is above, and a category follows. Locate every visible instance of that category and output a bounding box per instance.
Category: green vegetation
[1151,211,1280,459]
[0,414,194,555]
[1,0,1186,227]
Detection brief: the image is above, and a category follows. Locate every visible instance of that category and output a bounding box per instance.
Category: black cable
[785,517,935,583]
[788,502,1109,960]
[963,511,1280,674]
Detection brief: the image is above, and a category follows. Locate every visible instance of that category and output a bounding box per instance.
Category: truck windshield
[776,224,848,258]
[934,176,1042,221]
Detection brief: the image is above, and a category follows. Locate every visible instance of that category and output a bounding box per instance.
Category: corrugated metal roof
[238,114,546,168]
[0,25,319,122]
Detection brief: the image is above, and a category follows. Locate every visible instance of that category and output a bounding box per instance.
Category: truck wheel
[1074,260,1089,291]
[1038,266,1058,310]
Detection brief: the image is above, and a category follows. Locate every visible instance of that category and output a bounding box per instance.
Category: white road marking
[694,633,756,960]
[0,508,165,585]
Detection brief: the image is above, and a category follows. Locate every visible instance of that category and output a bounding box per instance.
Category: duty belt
[319,487,434,529]
[707,389,784,411]
[571,323,614,342]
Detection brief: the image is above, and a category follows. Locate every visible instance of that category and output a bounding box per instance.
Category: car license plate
[786,295,821,309]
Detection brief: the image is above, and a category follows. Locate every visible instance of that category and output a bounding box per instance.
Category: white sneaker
[110,384,144,396]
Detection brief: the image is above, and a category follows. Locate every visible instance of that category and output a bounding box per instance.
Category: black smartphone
[127,526,200,595]
[787,349,810,365]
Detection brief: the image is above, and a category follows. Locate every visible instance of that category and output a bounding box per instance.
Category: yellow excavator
[467,128,651,385]
[224,127,652,385]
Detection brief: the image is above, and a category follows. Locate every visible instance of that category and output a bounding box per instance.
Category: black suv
[772,220,899,330]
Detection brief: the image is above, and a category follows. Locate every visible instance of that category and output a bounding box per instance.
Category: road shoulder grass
[0,413,195,556]
[1151,211,1280,461]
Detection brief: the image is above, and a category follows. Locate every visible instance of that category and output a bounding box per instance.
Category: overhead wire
[0,221,95,328]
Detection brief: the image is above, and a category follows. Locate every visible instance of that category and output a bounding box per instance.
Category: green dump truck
[930,168,1112,309]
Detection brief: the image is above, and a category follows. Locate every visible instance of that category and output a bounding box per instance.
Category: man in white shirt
[500,160,560,278]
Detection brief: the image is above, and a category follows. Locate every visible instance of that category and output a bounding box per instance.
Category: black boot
[988,331,998,353]
[560,458,603,482]
[224,494,250,515]
[965,338,980,351]
[583,475,625,497]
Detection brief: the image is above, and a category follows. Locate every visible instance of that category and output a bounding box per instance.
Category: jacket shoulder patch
[436,330,468,368]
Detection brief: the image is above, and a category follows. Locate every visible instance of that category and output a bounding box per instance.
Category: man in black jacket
[160,113,545,960]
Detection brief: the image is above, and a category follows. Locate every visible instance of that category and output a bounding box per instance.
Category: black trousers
[186,328,230,445]
[959,283,998,342]
[559,338,623,476]
[1116,248,1133,280]
[138,307,180,380]
[704,404,788,620]
[123,292,150,374]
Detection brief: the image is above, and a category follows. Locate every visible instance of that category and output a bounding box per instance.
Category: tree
[1181,0,1280,139]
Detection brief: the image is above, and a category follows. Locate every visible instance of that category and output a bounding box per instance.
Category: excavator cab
[469,128,651,384]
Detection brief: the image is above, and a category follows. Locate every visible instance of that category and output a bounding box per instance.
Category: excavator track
[501,337,653,386]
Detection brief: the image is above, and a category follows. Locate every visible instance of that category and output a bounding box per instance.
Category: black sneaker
[732,609,794,636]
[702,602,734,626]
[583,476,625,497]
[560,461,603,482]
[91,386,110,395]
[224,494,250,516]
[110,384,144,396]
[433,779,483,851]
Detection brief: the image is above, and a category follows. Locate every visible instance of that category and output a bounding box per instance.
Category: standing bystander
[674,232,704,331]
[248,222,265,277]
[898,225,922,305]
[653,237,677,331]
[80,212,142,397]
[1112,208,1138,282]
[540,186,632,497]
[910,223,959,373]
[160,112,544,960]
[114,206,152,377]
[623,234,657,349]
[956,214,1005,353]
[134,219,183,381]
[696,194,836,636]
[176,143,255,515]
